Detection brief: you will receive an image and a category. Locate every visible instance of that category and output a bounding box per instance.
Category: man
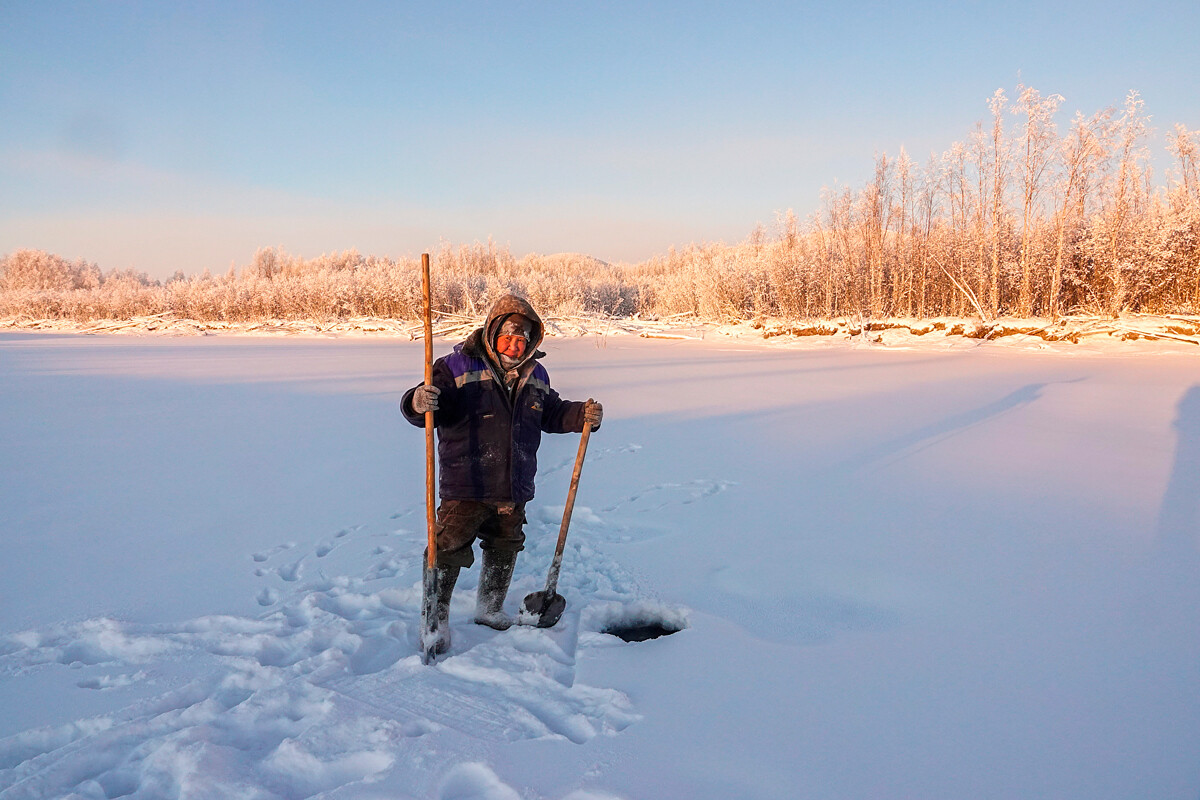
[401,294,603,654]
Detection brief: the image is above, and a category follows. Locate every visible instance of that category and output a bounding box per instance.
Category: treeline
[3,86,1198,324]
[0,245,640,322]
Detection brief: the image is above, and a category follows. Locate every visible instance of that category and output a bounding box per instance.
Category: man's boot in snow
[474,549,517,630]
[432,565,459,655]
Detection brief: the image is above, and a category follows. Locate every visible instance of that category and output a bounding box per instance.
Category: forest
[3,87,1198,327]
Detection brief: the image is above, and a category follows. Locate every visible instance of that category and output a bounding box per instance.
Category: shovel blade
[519,590,566,628]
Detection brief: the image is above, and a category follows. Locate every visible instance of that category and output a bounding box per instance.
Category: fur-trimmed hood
[461,294,546,371]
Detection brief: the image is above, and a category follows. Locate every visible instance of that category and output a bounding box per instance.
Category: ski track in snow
[541,443,643,477]
[601,478,737,514]
[0,455,697,799]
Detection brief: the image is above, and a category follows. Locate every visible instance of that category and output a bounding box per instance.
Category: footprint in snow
[253,558,304,583]
[251,542,296,563]
[277,558,304,582]
[364,555,405,580]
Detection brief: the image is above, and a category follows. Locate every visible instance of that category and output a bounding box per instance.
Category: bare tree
[1166,124,1200,307]
[1168,124,1200,204]
[1044,110,1107,316]
[894,148,914,315]
[986,89,1010,316]
[1097,91,1151,314]
[1013,84,1063,315]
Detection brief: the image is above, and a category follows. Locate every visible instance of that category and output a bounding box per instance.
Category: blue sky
[2,1,1197,278]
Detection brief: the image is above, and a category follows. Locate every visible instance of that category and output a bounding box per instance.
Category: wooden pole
[422,253,437,573]
[420,253,439,664]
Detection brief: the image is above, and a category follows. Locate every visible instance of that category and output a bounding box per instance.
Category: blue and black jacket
[402,294,593,503]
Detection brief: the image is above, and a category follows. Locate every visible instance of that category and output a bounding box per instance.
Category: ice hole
[601,619,685,642]
[588,601,689,643]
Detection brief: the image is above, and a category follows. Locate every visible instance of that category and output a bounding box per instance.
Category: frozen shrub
[0,249,99,292]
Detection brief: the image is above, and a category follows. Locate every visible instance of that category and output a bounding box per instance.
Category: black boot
[432,565,459,655]
[474,549,517,630]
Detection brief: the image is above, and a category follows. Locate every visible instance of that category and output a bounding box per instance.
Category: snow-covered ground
[2,331,1198,799]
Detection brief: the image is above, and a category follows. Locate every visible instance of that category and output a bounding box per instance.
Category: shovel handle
[543,399,594,596]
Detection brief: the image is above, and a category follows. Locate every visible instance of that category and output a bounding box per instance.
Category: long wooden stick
[422,253,437,572]
[419,253,441,664]
[543,400,594,597]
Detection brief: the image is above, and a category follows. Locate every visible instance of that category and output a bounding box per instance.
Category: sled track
[323,669,542,743]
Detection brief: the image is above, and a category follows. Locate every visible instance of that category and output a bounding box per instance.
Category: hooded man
[401,294,603,654]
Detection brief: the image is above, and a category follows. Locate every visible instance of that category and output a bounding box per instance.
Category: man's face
[496,334,527,359]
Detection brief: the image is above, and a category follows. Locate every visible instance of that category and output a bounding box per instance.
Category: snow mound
[438,762,523,800]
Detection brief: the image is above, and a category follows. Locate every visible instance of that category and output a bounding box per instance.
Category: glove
[411,384,441,414]
[583,401,603,431]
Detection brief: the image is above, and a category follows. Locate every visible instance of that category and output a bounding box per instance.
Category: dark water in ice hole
[601,622,684,642]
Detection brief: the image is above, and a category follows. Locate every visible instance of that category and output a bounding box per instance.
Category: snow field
[2,332,1199,798]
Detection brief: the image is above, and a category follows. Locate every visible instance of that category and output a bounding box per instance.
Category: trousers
[434,499,527,569]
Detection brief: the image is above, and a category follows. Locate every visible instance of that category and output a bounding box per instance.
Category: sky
[2,1,1198,280]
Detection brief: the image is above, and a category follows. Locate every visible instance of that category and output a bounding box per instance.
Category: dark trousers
[434,500,527,569]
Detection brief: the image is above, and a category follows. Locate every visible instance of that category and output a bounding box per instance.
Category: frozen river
[2,331,1197,799]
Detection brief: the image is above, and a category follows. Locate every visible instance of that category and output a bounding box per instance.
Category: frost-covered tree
[1013,84,1063,316]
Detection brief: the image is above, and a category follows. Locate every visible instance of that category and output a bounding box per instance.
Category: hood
[481,294,545,372]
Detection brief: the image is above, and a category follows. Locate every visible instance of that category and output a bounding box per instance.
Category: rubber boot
[432,565,460,655]
[474,549,517,630]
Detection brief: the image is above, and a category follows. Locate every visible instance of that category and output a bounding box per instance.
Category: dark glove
[584,401,603,431]
[411,384,441,414]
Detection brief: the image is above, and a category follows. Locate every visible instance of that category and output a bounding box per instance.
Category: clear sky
[2,1,1197,279]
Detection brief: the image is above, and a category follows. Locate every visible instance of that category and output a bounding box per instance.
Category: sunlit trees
[5,86,1200,326]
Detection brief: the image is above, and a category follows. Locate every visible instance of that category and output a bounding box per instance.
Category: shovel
[519,400,595,628]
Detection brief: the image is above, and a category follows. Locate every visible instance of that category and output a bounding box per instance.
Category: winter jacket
[402,294,594,503]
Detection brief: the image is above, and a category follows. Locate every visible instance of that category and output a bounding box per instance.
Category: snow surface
[1,331,1199,799]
